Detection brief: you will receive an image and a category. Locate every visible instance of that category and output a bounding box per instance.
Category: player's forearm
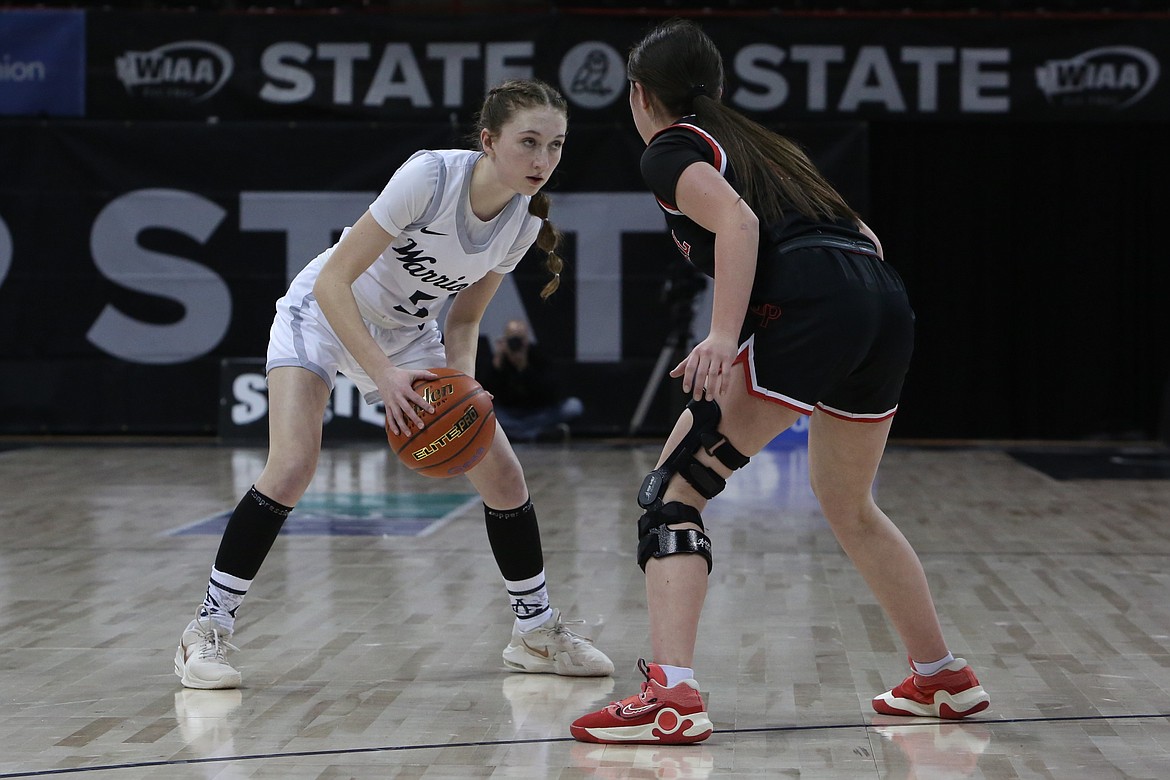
[442,320,479,377]
[313,271,394,379]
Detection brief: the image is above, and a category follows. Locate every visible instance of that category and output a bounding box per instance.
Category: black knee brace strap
[638,399,751,510]
[637,501,713,574]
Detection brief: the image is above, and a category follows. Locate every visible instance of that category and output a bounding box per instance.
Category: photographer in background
[479,319,584,442]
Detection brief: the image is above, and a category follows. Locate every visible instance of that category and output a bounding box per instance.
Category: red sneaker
[570,659,713,744]
[873,658,990,719]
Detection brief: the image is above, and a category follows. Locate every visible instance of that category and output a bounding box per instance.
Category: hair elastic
[688,85,708,99]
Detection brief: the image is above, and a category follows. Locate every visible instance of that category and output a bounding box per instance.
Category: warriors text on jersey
[305,149,540,330]
[267,149,542,404]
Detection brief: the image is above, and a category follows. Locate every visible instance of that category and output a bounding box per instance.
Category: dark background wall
[2,2,1168,441]
[870,122,1170,440]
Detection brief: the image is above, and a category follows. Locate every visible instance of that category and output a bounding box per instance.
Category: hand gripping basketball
[385,368,496,478]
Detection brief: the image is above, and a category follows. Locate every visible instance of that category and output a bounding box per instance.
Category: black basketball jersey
[639,115,865,281]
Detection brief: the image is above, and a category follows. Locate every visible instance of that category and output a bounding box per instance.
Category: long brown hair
[475,79,568,299]
[627,19,857,226]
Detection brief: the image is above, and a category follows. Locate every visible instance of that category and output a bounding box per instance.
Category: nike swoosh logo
[420,226,447,236]
[617,701,662,718]
[521,640,550,658]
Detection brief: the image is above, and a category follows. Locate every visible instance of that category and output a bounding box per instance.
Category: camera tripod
[628,266,706,435]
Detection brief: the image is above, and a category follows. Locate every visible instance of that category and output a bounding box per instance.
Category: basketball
[385,367,496,478]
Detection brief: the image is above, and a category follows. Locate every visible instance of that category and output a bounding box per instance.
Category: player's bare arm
[313,210,435,433]
[670,161,759,400]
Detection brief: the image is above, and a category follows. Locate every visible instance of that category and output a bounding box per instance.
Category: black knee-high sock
[485,499,551,627]
[198,486,292,628]
[214,486,293,579]
[484,498,544,580]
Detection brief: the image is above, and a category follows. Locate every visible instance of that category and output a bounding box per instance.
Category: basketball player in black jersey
[572,20,988,745]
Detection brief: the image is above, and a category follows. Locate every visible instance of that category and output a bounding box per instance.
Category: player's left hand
[380,366,438,436]
[670,334,737,401]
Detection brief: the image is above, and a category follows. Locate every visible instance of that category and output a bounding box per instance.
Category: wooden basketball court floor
[2,437,1170,778]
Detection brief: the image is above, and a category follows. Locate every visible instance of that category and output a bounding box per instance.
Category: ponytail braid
[528,191,563,299]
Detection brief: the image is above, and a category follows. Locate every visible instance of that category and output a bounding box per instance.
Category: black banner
[8,8,1168,441]
[84,11,1170,123]
[0,120,865,435]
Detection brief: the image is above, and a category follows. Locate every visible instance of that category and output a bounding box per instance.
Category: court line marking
[2,712,1169,778]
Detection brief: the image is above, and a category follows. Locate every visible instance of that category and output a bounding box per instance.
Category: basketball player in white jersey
[175,80,613,689]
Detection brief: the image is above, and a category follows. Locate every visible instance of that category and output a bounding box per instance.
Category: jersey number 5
[394,289,438,319]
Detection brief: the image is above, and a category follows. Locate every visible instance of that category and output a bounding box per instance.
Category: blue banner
[0,10,85,117]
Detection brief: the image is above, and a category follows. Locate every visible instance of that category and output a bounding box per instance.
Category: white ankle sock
[912,653,955,677]
[199,567,251,633]
[659,664,695,687]
[507,571,551,632]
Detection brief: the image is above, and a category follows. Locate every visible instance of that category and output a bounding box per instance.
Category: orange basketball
[385,368,496,478]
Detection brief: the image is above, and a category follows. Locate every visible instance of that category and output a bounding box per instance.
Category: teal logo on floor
[168,493,478,537]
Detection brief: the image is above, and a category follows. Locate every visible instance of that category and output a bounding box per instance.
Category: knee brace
[638,399,751,510]
[637,501,712,574]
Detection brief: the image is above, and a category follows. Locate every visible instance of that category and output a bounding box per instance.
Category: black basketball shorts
[732,245,916,421]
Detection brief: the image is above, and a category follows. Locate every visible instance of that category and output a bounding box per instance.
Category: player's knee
[636,501,713,574]
[480,469,529,507]
[817,491,880,534]
[261,453,318,498]
[638,399,751,510]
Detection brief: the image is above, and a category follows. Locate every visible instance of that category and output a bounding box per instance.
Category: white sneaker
[174,616,241,689]
[502,609,614,677]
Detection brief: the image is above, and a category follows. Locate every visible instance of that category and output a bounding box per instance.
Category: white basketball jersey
[348,149,540,329]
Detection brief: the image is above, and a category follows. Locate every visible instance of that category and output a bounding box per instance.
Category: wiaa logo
[115,41,233,103]
[1035,46,1159,110]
